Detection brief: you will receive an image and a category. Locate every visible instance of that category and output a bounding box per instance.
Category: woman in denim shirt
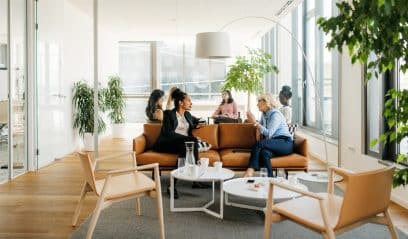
[244,93,293,177]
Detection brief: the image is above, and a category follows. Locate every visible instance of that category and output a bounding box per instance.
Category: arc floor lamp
[195,15,339,181]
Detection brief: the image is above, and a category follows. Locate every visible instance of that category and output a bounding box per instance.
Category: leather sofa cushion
[137,150,177,167]
[193,124,219,149]
[271,154,308,168]
[199,150,221,165]
[219,149,250,168]
[219,123,256,149]
[143,124,162,150]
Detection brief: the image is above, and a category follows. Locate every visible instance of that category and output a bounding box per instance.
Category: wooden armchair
[264,166,397,239]
[72,152,165,239]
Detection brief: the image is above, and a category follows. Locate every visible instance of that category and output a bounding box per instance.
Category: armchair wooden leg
[264,183,274,239]
[154,169,165,239]
[136,198,141,216]
[72,182,89,226]
[384,210,399,239]
[325,229,335,239]
[86,196,105,239]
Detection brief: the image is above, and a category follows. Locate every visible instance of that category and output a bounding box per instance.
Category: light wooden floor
[0,136,408,238]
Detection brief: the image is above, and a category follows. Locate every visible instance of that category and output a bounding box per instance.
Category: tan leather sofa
[133,123,308,173]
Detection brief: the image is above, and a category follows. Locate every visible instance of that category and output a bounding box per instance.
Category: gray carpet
[71,176,408,239]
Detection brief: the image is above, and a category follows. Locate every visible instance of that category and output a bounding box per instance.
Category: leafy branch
[317,0,408,187]
[223,47,279,94]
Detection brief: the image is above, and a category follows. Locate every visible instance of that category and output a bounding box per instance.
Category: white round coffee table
[296,171,343,183]
[223,177,308,212]
[170,167,234,219]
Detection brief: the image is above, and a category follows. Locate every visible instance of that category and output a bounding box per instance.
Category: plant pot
[111,123,126,138]
[83,133,94,151]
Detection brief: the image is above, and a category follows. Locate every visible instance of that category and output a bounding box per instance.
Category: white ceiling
[68,0,302,41]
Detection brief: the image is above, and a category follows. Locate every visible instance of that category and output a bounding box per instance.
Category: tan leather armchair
[72,152,165,239]
[264,166,398,239]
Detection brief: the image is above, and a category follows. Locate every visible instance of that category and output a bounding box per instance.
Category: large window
[158,43,225,101]
[261,0,339,138]
[118,41,226,123]
[119,42,152,95]
[364,59,408,163]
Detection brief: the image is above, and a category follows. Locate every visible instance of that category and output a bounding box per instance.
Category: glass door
[35,0,73,169]
[0,0,9,182]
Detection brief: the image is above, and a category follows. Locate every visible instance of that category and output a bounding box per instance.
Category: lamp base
[296,171,343,183]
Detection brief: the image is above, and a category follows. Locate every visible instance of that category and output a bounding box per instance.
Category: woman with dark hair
[145,89,165,122]
[279,85,293,124]
[154,88,205,198]
[212,90,238,119]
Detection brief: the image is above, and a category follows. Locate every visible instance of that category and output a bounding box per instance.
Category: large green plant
[105,75,126,124]
[223,47,279,108]
[72,81,106,136]
[317,0,408,187]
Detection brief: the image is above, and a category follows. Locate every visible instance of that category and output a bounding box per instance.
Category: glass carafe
[185,141,196,166]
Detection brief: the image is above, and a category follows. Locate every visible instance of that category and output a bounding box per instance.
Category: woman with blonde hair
[244,93,293,177]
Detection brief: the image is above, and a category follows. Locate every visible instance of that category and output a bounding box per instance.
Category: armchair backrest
[293,135,307,157]
[77,152,98,193]
[336,166,394,229]
[143,124,162,150]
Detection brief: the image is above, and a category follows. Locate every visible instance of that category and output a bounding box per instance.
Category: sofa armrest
[294,135,308,157]
[133,134,146,155]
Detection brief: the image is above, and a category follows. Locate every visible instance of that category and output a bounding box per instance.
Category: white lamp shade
[195,32,231,59]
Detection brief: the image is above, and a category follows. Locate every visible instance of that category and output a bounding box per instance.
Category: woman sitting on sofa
[211,90,238,122]
[145,89,165,123]
[154,88,205,198]
[244,93,293,177]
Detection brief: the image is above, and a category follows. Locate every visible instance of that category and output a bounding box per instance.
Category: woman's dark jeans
[248,137,294,177]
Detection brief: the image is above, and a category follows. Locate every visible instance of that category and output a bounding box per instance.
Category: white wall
[338,48,408,209]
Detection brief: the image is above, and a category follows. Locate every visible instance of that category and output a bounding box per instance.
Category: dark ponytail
[171,88,187,110]
[280,85,292,99]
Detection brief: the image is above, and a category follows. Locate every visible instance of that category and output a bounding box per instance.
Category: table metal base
[224,193,266,212]
[170,175,224,219]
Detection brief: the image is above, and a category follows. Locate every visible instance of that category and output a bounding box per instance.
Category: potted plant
[317,0,408,187]
[72,81,106,151]
[223,47,279,111]
[105,75,126,138]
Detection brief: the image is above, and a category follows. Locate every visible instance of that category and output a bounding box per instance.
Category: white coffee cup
[199,158,209,174]
[214,161,222,173]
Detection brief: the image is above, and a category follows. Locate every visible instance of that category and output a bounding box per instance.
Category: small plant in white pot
[105,75,126,138]
[72,81,106,151]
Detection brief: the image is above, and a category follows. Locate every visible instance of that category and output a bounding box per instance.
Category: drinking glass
[177,157,185,174]
[259,167,268,178]
[277,168,286,180]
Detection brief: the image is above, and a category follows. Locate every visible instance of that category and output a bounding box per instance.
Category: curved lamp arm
[198,15,331,166]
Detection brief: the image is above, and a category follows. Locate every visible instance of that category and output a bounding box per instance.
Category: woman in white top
[279,85,292,124]
[154,88,205,198]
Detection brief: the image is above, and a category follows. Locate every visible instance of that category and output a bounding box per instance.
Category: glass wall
[260,0,339,139]
[0,0,9,182]
[0,0,27,182]
[118,41,226,123]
